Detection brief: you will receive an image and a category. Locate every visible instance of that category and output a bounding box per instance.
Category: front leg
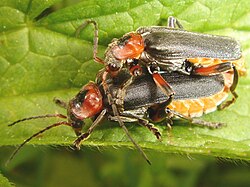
[148,63,175,102]
[115,59,143,106]
[115,75,135,106]
[73,109,107,150]
[96,69,151,164]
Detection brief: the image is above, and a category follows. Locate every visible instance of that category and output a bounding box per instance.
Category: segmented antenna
[101,71,151,164]
[6,113,68,165]
[8,114,67,126]
[75,20,103,63]
[110,100,151,165]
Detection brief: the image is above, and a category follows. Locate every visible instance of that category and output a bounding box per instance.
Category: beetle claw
[72,141,81,150]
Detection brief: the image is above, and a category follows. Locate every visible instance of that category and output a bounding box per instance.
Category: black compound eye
[108,63,120,72]
[185,61,194,73]
[118,34,131,47]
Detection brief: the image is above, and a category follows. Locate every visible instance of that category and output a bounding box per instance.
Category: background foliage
[0,0,249,186]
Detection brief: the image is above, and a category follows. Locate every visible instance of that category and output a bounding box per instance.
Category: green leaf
[0,0,250,166]
[0,172,12,187]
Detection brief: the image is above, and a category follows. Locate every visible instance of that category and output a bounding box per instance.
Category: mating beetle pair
[7,17,245,164]
[7,68,233,164]
[78,16,245,111]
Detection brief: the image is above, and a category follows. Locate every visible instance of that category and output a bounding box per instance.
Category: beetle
[76,17,245,110]
[7,67,233,164]
[107,66,235,121]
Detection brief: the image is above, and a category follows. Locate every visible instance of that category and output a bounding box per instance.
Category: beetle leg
[167,16,184,29]
[109,97,152,164]
[75,20,104,64]
[97,71,151,164]
[219,65,239,109]
[100,71,114,103]
[148,101,171,123]
[112,113,162,140]
[147,63,175,99]
[137,118,162,140]
[73,109,107,149]
[99,70,126,122]
[164,117,174,129]
[116,60,143,106]
[153,73,175,98]
[166,108,224,128]
[192,62,233,76]
[115,75,135,106]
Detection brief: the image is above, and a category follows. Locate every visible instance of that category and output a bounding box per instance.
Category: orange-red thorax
[71,83,103,120]
[112,33,144,60]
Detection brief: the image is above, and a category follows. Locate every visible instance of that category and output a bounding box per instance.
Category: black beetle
[7,67,232,164]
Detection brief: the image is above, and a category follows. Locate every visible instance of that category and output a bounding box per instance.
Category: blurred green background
[1,0,250,186]
[1,146,250,187]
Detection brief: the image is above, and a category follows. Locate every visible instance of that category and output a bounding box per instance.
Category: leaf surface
[0,0,250,162]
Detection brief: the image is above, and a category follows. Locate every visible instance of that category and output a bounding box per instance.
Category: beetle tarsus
[167,16,184,29]
[137,119,162,140]
[72,109,107,150]
[219,90,238,110]
[73,132,90,150]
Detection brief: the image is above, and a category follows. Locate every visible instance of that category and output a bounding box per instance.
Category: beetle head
[105,32,145,75]
[112,33,144,59]
[69,82,103,121]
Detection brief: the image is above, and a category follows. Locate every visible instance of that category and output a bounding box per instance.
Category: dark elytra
[139,28,241,60]
[108,70,225,110]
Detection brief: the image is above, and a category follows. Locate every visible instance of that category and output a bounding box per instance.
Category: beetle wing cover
[122,72,225,110]
[143,29,241,61]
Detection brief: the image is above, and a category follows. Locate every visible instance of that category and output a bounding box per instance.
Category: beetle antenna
[8,114,67,127]
[110,101,151,165]
[101,71,151,164]
[6,121,72,166]
[75,20,103,64]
